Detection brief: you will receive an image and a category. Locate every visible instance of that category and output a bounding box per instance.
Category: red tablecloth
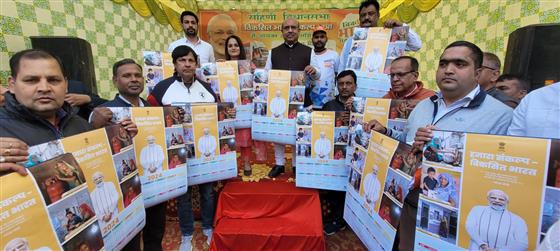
[210,180,325,251]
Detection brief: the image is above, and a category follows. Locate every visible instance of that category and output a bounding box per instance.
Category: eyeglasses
[389,70,416,79]
[481,65,497,71]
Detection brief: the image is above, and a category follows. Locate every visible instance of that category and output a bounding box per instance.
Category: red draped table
[210,180,326,251]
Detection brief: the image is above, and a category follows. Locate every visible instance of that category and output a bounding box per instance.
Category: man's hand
[90,107,113,129]
[383,19,403,28]
[304,65,317,76]
[0,137,29,176]
[344,96,354,111]
[364,119,387,134]
[119,119,138,138]
[65,93,91,107]
[413,125,436,149]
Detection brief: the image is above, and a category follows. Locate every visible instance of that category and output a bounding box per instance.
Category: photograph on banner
[540,140,560,245]
[1,168,102,251]
[142,51,173,97]
[109,107,188,208]
[183,103,238,185]
[344,130,419,250]
[252,70,309,145]
[414,131,552,251]
[296,111,349,191]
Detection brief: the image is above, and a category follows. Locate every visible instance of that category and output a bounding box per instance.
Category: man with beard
[168,11,214,64]
[310,25,339,109]
[206,14,238,61]
[338,0,422,72]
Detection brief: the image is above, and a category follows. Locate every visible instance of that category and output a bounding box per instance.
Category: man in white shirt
[363,164,381,207]
[90,171,119,233]
[197,128,217,157]
[365,48,383,73]
[310,26,339,109]
[168,11,215,64]
[338,0,422,73]
[139,135,164,174]
[269,91,287,118]
[314,131,332,159]
[465,189,528,251]
[222,80,239,104]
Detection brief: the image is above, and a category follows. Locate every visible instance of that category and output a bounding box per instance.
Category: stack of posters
[345,27,409,98]
[414,131,559,251]
[5,125,146,250]
[108,107,189,208]
[344,128,421,250]
[198,60,254,128]
[251,69,310,145]
[295,111,350,191]
[142,51,174,96]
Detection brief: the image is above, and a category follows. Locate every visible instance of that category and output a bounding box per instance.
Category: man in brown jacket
[383,56,435,100]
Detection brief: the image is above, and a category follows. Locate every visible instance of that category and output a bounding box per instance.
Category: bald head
[282,18,300,45]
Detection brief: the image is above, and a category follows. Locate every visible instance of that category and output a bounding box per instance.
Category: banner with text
[414,131,558,251]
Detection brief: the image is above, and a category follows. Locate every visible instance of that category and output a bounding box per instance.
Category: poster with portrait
[413,131,557,251]
[295,111,349,191]
[252,69,310,145]
[351,97,420,141]
[142,51,173,97]
[179,103,238,185]
[116,106,189,208]
[347,27,409,98]
[23,125,146,250]
[197,60,254,128]
[344,130,419,250]
[1,158,104,251]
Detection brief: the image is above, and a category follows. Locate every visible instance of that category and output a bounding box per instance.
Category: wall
[408,0,560,90]
[1,0,179,98]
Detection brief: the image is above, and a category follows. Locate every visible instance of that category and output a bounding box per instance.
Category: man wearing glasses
[338,0,422,72]
[382,56,435,100]
[477,52,518,108]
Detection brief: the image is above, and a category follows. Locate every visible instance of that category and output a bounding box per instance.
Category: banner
[178,103,238,185]
[344,129,420,250]
[105,107,189,208]
[251,70,309,145]
[345,27,409,98]
[142,51,174,97]
[197,60,254,128]
[295,111,349,191]
[199,10,359,61]
[413,131,558,251]
[351,97,420,142]
[23,125,146,250]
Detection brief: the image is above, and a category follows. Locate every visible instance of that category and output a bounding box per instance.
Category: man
[264,17,321,178]
[465,189,528,251]
[508,82,560,139]
[310,25,339,109]
[206,14,237,60]
[198,128,217,157]
[321,70,356,234]
[379,41,513,251]
[365,48,383,73]
[383,56,435,100]
[495,74,528,102]
[338,0,422,73]
[314,131,331,159]
[90,171,119,231]
[363,165,381,206]
[477,52,518,108]
[0,49,136,176]
[222,80,238,104]
[140,135,165,173]
[66,80,108,120]
[97,58,166,251]
[168,11,214,64]
[147,46,220,251]
[269,90,286,118]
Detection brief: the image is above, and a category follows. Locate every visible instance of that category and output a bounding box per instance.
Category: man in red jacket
[383,56,435,100]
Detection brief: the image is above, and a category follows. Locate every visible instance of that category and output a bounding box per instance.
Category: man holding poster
[264,17,321,177]
[465,189,528,251]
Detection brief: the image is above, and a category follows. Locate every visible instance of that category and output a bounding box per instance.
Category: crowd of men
[0,0,558,250]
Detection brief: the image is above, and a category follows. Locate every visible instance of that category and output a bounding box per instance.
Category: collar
[392,81,420,99]
[184,36,201,45]
[4,92,76,126]
[433,85,481,108]
[284,42,299,48]
[117,94,145,107]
